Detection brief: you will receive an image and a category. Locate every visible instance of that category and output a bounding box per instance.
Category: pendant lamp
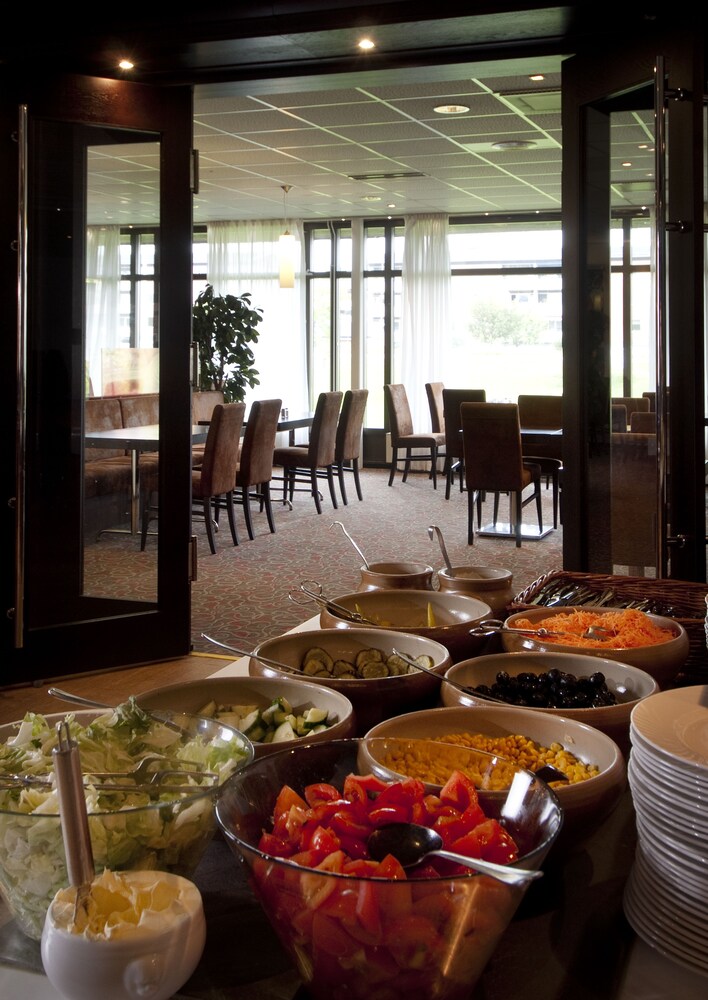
[279,185,294,288]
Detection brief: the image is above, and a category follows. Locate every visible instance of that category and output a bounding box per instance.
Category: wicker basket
[508,569,708,688]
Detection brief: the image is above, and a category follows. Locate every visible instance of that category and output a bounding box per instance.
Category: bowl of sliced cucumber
[249,628,453,734]
[137,676,356,757]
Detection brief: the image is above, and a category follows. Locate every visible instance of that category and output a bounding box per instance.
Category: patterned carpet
[85,467,563,654]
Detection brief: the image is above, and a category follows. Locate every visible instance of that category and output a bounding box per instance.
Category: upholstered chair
[272,391,343,513]
[384,383,445,488]
[235,398,282,538]
[333,388,369,504]
[441,387,486,499]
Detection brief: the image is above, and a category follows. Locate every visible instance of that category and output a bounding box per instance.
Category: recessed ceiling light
[491,140,537,150]
[361,195,382,202]
[529,74,545,82]
[358,38,375,51]
[118,58,134,70]
[622,161,633,167]
[434,104,470,114]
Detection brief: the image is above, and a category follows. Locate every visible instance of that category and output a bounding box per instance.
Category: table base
[477,522,554,541]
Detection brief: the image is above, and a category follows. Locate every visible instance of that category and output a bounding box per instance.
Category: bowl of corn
[363,705,626,848]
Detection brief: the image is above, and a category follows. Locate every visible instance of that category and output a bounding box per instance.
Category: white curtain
[85,225,121,395]
[400,214,451,429]
[206,220,308,414]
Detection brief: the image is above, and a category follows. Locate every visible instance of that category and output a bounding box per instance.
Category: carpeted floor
[85,467,563,654]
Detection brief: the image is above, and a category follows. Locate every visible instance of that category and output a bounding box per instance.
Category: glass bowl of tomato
[215,738,562,1000]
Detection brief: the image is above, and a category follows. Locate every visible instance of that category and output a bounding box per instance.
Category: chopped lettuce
[0,699,250,939]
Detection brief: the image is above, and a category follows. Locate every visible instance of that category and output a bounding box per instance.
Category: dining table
[85,423,210,536]
[0,620,705,999]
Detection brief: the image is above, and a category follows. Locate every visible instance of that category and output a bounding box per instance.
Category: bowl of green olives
[440,650,659,753]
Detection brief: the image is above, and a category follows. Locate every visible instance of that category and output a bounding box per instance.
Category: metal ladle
[428,524,454,575]
[331,521,369,569]
[367,822,543,885]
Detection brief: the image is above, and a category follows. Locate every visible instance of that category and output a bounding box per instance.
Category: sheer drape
[206,220,308,413]
[85,225,121,395]
[400,214,451,429]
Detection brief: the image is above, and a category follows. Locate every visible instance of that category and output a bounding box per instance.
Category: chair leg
[310,469,323,513]
[352,459,363,501]
[431,446,438,489]
[337,461,348,506]
[552,471,559,529]
[402,449,412,482]
[225,491,239,547]
[203,499,217,554]
[514,491,522,548]
[388,448,398,486]
[242,491,255,540]
[262,483,276,533]
[326,466,339,509]
[535,482,543,533]
[467,487,476,544]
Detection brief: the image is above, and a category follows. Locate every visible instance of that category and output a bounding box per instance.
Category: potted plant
[192,284,264,402]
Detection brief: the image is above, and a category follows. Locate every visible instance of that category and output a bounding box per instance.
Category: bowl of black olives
[440,651,659,752]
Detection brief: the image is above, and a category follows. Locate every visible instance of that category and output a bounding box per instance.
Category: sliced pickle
[303,658,332,676]
[360,660,389,679]
[355,648,383,668]
[385,654,410,675]
[415,654,435,669]
[303,647,334,670]
[332,659,356,677]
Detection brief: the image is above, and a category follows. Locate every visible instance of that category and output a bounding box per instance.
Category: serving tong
[469,617,615,641]
[288,580,379,625]
[0,756,218,795]
[53,721,94,922]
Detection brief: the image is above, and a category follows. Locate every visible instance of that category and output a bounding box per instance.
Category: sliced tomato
[304,781,343,806]
[354,880,383,937]
[368,803,411,826]
[257,831,294,858]
[311,911,362,958]
[273,784,309,820]
[473,818,519,864]
[439,769,478,812]
[373,853,407,880]
[343,772,389,804]
[309,824,341,857]
[384,914,444,969]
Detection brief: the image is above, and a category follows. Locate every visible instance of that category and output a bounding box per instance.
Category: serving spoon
[331,521,369,569]
[428,524,454,575]
[367,822,543,886]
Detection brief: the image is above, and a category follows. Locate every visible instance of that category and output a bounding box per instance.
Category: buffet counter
[0,639,706,998]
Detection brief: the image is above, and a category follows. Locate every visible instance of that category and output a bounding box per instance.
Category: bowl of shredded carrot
[500,607,689,688]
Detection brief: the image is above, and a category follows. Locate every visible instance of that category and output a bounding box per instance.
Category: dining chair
[384,383,445,488]
[191,389,225,466]
[332,388,369,504]
[611,396,649,429]
[517,394,563,528]
[460,401,542,547]
[272,391,343,513]
[235,397,282,539]
[425,382,445,433]
[611,403,628,432]
[141,401,245,554]
[630,410,656,433]
[441,388,487,499]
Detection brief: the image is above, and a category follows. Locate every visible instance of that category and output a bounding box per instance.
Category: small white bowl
[137,675,356,757]
[501,606,689,689]
[41,871,205,1000]
[363,704,626,848]
[441,650,659,753]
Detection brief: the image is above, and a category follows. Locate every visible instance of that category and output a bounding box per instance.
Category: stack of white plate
[624,685,708,977]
